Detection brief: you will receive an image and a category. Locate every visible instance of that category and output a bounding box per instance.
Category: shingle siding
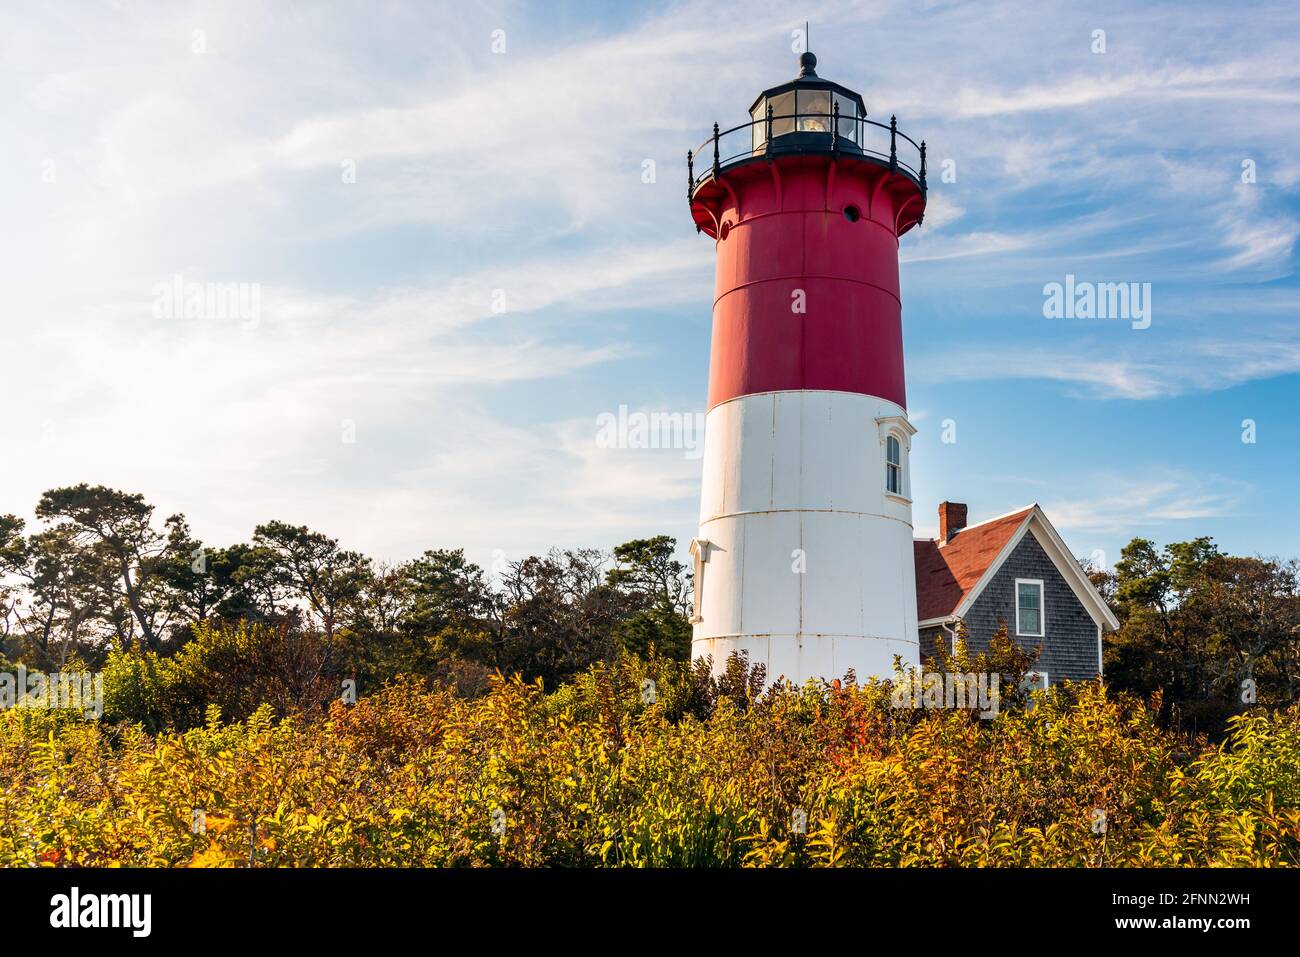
[918,624,949,664]
[957,530,1100,683]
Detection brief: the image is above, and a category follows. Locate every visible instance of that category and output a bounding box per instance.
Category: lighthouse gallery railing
[688,108,926,199]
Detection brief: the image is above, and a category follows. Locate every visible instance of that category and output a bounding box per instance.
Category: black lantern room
[688,50,926,201]
[747,51,867,155]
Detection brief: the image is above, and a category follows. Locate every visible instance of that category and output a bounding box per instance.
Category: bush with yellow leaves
[1,651,1297,867]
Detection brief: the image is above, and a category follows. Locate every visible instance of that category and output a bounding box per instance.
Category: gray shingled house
[913,502,1120,686]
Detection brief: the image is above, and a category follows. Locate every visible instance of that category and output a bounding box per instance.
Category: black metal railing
[688,107,925,201]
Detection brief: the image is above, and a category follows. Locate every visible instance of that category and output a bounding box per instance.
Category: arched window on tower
[883,434,904,494]
[875,414,915,500]
[885,434,903,495]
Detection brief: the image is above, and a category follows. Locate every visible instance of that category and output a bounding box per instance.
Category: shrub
[103,621,346,730]
[3,654,1298,867]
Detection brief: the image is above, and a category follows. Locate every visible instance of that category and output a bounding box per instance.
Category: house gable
[954,509,1118,632]
[962,527,1102,682]
[913,507,1034,622]
[913,504,1118,682]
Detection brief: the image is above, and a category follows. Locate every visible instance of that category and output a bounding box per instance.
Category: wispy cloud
[4,0,1299,566]
[948,61,1300,119]
[1045,471,1252,534]
[917,334,1300,400]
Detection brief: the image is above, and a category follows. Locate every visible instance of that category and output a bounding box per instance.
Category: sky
[3,0,1299,577]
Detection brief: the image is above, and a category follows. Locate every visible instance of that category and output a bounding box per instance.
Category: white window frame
[1021,670,1049,709]
[885,433,903,495]
[874,415,915,504]
[1015,578,1045,638]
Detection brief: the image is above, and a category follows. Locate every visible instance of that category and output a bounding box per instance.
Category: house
[913,502,1119,685]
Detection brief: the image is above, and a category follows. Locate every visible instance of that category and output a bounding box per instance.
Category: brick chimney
[938,501,968,544]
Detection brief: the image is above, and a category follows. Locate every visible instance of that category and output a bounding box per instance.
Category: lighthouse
[686,49,926,683]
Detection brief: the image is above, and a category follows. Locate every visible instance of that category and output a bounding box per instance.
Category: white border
[1014,578,1045,637]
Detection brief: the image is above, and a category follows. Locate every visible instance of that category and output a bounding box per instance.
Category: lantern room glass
[834,92,858,143]
[797,89,831,132]
[750,102,766,152]
[750,87,863,153]
[768,91,795,137]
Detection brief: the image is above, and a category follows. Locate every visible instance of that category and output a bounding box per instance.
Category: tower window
[1016,579,1044,637]
[885,434,902,495]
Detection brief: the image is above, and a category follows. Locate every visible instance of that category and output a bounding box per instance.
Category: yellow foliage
[1,661,1298,867]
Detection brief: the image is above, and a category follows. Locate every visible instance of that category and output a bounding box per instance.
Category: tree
[614,606,691,661]
[607,536,691,617]
[152,516,251,641]
[1,515,108,667]
[496,548,622,687]
[606,536,692,660]
[1104,535,1300,732]
[35,485,172,653]
[218,542,293,625]
[1187,554,1299,704]
[398,549,492,637]
[0,514,25,648]
[343,552,496,693]
[250,521,373,640]
[102,620,346,730]
[1106,537,1217,722]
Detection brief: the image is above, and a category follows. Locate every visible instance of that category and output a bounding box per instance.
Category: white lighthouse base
[691,390,920,684]
[693,633,918,686]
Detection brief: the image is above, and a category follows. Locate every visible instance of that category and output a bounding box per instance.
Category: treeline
[1093,537,1300,732]
[4,484,1299,735]
[0,484,692,708]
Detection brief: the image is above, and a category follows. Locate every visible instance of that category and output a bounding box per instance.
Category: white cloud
[902,230,1026,263]
[1044,471,1252,533]
[917,336,1300,401]
[1217,187,1300,272]
[4,0,1299,564]
[946,62,1287,119]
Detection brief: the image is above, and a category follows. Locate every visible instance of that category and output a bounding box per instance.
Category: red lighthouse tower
[687,49,927,682]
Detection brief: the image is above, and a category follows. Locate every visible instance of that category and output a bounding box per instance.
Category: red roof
[914,507,1034,621]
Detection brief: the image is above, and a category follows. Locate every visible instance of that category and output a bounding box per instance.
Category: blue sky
[3,0,1298,574]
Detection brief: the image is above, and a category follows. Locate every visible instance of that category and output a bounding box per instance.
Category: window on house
[1021,670,1049,709]
[885,434,902,495]
[1022,671,1049,691]
[1016,579,1044,637]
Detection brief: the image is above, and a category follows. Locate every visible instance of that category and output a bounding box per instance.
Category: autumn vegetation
[2,484,1299,867]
